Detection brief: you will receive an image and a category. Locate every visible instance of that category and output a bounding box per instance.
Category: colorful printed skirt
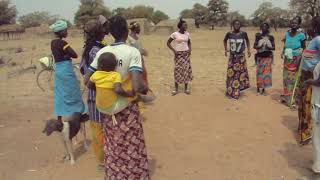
[102,103,149,180]
[174,51,193,84]
[90,121,104,164]
[54,60,86,116]
[282,55,302,105]
[256,56,272,89]
[298,70,313,145]
[226,54,250,99]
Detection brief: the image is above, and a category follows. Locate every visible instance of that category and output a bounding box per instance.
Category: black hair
[54,29,67,38]
[232,19,241,26]
[290,17,299,24]
[82,20,105,66]
[261,22,270,29]
[177,18,186,29]
[312,16,320,34]
[294,16,302,25]
[108,15,128,40]
[98,52,117,71]
[260,22,270,33]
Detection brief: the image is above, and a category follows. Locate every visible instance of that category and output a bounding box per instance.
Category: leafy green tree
[18,11,70,28]
[180,9,194,19]
[290,0,319,19]
[112,7,133,19]
[251,2,292,30]
[226,11,247,29]
[151,10,169,24]
[0,0,17,25]
[130,5,154,19]
[74,0,111,27]
[207,0,229,29]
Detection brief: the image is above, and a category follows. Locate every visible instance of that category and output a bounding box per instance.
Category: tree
[130,5,154,19]
[193,3,209,19]
[269,7,291,30]
[0,0,17,25]
[226,11,247,29]
[207,0,229,29]
[180,9,194,19]
[74,0,111,27]
[251,2,273,25]
[193,3,209,27]
[180,3,208,28]
[290,0,319,20]
[251,2,292,30]
[112,7,133,19]
[18,11,69,28]
[151,10,169,24]
[112,5,168,24]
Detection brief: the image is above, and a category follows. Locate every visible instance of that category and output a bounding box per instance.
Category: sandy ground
[0,28,319,180]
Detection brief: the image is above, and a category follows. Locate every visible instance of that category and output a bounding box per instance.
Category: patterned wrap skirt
[226,54,250,99]
[90,121,104,164]
[174,51,193,84]
[298,70,313,145]
[282,54,302,104]
[102,102,150,180]
[54,60,86,116]
[256,55,272,89]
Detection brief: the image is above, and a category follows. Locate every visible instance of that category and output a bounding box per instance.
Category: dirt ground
[1,28,319,180]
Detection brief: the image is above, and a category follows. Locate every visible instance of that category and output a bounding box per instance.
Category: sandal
[184,89,191,95]
[171,90,178,96]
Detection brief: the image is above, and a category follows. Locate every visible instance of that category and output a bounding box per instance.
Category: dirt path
[0,28,319,180]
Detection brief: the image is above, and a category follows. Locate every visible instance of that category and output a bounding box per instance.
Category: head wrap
[49,20,68,33]
[98,15,107,25]
[84,19,103,35]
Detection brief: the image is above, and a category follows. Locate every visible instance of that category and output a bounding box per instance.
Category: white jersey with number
[89,42,143,79]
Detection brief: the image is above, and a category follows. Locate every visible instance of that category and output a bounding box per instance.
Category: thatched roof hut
[25,24,50,35]
[0,24,25,33]
[155,20,176,35]
[155,19,196,35]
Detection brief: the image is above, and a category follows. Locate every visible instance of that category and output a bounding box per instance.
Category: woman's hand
[173,50,178,57]
[303,79,314,87]
[142,49,148,57]
[83,71,93,86]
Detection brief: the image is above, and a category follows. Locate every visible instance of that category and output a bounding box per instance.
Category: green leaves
[0,0,17,25]
[74,0,111,28]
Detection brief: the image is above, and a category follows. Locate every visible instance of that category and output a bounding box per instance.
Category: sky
[11,0,290,22]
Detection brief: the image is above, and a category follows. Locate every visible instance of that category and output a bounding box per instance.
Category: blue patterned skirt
[54,60,86,116]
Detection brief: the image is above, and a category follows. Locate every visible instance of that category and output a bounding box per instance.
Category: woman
[167,19,193,96]
[223,20,251,99]
[85,15,150,179]
[281,18,306,106]
[128,21,150,114]
[49,20,87,122]
[79,19,106,170]
[254,22,275,95]
[128,21,148,84]
[298,16,320,145]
